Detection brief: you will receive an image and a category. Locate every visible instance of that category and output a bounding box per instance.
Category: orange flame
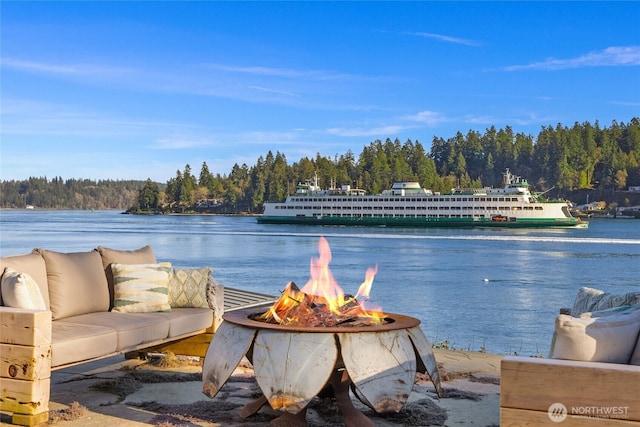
[257,236,383,327]
[300,236,348,313]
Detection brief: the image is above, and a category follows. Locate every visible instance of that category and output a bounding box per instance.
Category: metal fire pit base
[202,309,443,426]
[241,368,374,427]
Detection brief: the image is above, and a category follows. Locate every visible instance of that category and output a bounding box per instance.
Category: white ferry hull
[257,171,587,229]
[257,214,584,228]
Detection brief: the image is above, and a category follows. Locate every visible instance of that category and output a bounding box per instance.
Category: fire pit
[202,238,443,426]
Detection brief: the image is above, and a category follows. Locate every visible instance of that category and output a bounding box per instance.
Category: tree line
[2,118,638,213]
[0,177,145,210]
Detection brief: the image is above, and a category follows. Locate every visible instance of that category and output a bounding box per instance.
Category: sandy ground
[1,349,503,427]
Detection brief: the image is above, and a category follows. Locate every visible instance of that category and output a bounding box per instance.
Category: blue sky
[1,1,639,182]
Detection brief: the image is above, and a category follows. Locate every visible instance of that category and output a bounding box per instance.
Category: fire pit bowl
[202,308,443,426]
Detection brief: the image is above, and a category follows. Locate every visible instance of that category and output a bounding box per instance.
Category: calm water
[1,210,639,356]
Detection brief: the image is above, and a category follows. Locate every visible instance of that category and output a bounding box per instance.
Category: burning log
[256,281,386,328]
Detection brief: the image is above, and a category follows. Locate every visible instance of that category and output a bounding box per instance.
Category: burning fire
[257,237,385,327]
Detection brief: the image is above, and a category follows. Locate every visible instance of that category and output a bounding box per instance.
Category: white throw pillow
[111,262,172,313]
[1,267,47,310]
[551,309,640,363]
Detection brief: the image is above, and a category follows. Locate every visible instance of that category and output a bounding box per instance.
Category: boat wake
[187,229,640,246]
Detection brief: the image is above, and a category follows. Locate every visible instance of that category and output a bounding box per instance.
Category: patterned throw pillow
[1,267,47,310]
[169,267,211,308]
[111,262,172,313]
[571,287,640,316]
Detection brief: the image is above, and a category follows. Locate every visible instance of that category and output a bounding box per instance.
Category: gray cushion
[148,308,213,337]
[52,321,118,367]
[62,312,169,351]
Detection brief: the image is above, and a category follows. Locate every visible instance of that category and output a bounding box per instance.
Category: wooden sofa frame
[1,284,276,426]
[501,355,640,426]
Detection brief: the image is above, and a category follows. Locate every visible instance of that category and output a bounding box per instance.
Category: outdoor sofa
[500,287,640,426]
[0,245,225,426]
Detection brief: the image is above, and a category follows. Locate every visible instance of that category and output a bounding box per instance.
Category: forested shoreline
[1,119,639,213]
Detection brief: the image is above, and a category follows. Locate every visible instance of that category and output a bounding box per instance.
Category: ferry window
[462,198,468,202]
[535,206,543,210]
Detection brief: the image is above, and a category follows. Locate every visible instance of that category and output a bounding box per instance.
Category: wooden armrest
[0,307,52,346]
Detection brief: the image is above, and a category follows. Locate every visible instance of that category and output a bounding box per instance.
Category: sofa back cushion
[34,249,110,320]
[0,253,50,308]
[97,245,156,307]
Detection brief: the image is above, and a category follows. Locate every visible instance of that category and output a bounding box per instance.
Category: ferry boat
[257,170,587,228]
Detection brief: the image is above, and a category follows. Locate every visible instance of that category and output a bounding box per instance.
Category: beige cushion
[168,267,211,308]
[148,308,214,337]
[97,245,156,268]
[551,310,640,363]
[0,253,49,308]
[52,321,118,367]
[97,245,157,307]
[61,312,169,351]
[111,262,172,313]
[34,249,110,320]
[1,267,47,310]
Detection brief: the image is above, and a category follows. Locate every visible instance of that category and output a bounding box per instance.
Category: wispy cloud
[1,57,131,77]
[249,85,299,97]
[403,110,448,126]
[203,63,349,81]
[325,109,448,138]
[406,31,480,47]
[502,46,640,71]
[326,125,408,138]
[1,98,195,138]
[152,138,216,150]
